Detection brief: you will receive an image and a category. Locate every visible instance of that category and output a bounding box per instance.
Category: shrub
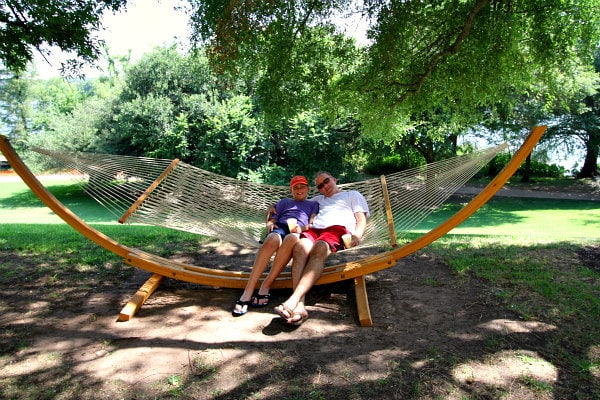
[479,153,565,178]
[364,152,424,175]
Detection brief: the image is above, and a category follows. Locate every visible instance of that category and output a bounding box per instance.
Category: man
[274,171,369,325]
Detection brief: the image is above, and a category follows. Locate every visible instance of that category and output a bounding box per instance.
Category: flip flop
[232,299,251,317]
[250,292,270,308]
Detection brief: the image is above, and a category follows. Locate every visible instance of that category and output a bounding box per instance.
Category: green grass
[0,179,119,224]
[2,178,597,324]
[424,236,600,321]
[413,196,600,240]
[0,178,205,286]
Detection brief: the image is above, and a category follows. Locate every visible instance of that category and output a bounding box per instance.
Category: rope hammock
[33,143,508,249]
[2,126,547,325]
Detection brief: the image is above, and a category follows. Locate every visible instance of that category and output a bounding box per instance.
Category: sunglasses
[316,177,331,190]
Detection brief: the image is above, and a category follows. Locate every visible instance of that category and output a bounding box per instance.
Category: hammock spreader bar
[380,174,397,247]
[119,158,180,224]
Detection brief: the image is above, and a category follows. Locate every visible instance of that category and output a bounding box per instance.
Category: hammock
[32,143,508,249]
[0,126,548,325]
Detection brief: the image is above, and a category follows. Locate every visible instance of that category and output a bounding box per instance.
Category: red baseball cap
[289,175,309,187]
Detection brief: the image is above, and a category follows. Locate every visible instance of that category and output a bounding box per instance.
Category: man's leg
[278,240,331,321]
[291,237,313,288]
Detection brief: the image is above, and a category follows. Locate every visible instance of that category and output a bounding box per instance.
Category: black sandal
[250,292,270,308]
[232,299,251,316]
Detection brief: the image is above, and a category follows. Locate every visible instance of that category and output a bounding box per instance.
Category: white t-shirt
[311,191,370,233]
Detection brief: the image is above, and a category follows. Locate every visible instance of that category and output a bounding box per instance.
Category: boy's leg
[236,232,281,308]
[258,233,300,293]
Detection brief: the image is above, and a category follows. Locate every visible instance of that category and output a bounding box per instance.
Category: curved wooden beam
[0,126,546,286]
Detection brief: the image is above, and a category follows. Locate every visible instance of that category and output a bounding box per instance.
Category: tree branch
[395,0,491,105]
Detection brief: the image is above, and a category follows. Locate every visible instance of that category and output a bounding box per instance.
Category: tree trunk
[520,154,532,182]
[576,131,600,178]
[449,133,458,155]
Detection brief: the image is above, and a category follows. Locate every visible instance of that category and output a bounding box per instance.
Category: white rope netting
[33,143,507,249]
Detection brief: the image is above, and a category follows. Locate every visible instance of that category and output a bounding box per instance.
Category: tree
[548,113,600,178]
[0,0,128,75]
[563,50,600,178]
[100,47,214,157]
[535,49,600,178]
[189,0,600,138]
[0,67,31,145]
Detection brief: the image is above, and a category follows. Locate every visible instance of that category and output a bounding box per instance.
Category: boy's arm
[303,212,318,231]
[266,205,277,232]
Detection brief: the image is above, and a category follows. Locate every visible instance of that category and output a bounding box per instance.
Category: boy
[232,176,318,316]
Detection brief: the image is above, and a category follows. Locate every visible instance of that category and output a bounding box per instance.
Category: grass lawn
[414,195,600,240]
[2,177,598,324]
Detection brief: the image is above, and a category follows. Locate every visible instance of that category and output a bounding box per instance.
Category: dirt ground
[1,176,599,399]
[2,247,560,400]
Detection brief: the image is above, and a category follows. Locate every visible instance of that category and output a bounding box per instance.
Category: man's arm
[302,212,318,232]
[352,211,368,246]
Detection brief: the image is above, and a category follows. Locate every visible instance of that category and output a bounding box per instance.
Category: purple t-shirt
[273,198,319,227]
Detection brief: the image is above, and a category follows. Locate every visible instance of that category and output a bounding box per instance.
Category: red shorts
[301,225,349,253]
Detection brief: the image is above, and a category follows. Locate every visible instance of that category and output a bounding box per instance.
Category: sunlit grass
[422,235,600,322]
[412,196,600,240]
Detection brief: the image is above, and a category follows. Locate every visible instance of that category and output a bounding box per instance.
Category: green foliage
[114,94,177,156]
[364,154,416,176]
[526,161,567,179]
[190,0,362,122]
[279,111,348,179]
[0,0,128,75]
[2,1,598,185]
[191,94,268,178]
[0,68,31,146]
[237,163,288,185]
[363,143,425,175]
[120,46,215,106]
[190,0,600,139]
[29,78,92,134]
[480,153,566,179]
[91,46,371,181]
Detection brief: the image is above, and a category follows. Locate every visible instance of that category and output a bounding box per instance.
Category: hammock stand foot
[118,273,164,321]
[354,275,373,327]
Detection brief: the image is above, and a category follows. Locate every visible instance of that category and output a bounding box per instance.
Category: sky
[34,0,371,79]
[34,0,190,79]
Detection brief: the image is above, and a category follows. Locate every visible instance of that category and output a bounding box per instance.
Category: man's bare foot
[288,307,309,325]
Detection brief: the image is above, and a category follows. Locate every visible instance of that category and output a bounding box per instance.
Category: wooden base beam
[118,273,164,321]
[354,275,372,327]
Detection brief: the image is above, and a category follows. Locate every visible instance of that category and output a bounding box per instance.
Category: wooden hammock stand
[0,126,546,326]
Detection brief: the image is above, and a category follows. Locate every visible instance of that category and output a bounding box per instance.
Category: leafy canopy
[0,0,128,75]
[188,0,600,136]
